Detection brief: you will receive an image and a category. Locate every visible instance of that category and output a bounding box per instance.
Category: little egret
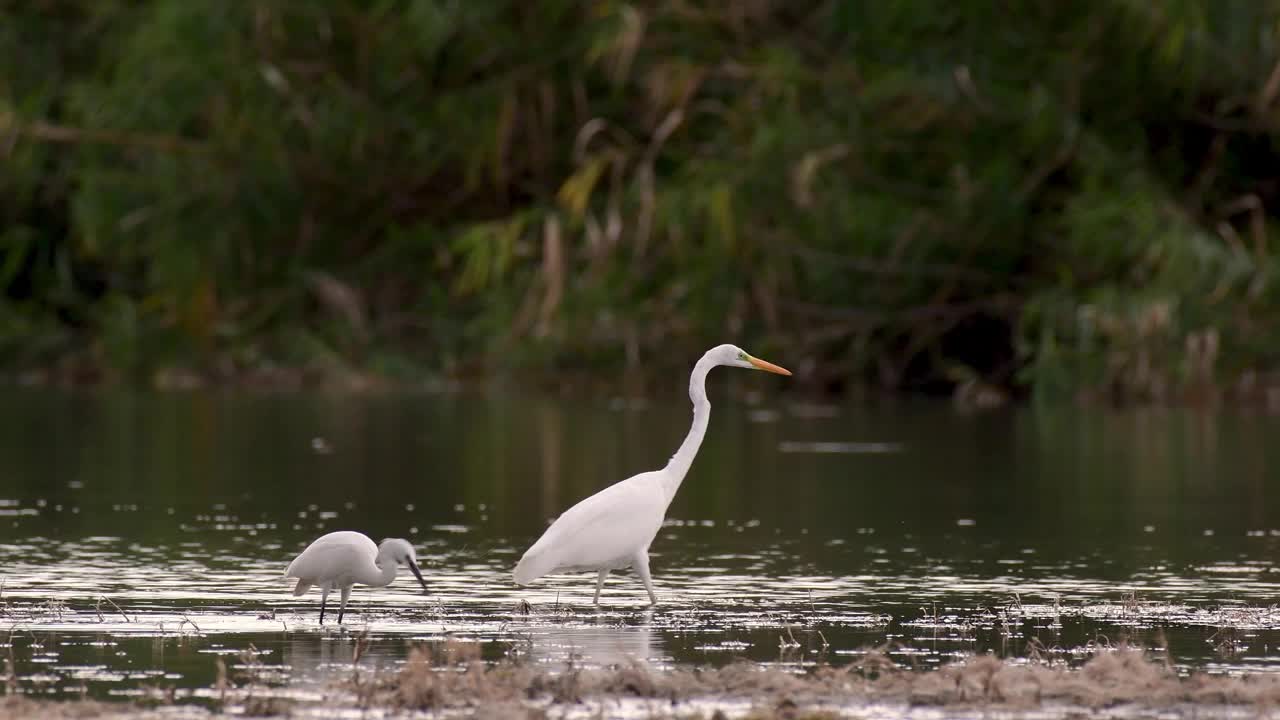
[513,344,791,605]
[285,531,428,624]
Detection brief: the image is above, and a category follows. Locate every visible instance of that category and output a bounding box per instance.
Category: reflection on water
[1,389,1280,699]
[524,614,662,666]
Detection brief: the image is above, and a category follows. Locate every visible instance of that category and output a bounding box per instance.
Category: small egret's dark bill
[409,561,428,592]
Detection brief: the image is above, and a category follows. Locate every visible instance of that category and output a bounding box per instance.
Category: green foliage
[2,0,1280,399]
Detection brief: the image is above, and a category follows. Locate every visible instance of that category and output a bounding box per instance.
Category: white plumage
[285,530,428,624]
[513,344,791,605]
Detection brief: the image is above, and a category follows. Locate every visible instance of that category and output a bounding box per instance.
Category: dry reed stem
[95,597,131,623]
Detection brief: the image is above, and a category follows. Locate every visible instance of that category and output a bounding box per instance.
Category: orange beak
[747,356,792,376]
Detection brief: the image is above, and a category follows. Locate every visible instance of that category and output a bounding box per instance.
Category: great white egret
[285,531,429,624]
[513,344,791,605]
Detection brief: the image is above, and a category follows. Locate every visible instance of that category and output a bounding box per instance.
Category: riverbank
[14,356,1280,415]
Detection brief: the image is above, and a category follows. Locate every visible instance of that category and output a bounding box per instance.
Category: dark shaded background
[2,1,1278,403]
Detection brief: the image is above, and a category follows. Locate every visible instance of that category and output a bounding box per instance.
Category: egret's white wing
[514,472,667,584]
[285,531,377,582]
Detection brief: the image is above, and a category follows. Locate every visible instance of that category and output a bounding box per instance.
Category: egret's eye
[738,352,748,361]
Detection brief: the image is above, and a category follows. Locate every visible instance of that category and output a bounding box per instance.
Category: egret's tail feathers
[292,579,313,596]
[513,552,553,586]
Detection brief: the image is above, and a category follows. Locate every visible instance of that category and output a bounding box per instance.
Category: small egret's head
[712,344,792,375]
[378,538,428,593]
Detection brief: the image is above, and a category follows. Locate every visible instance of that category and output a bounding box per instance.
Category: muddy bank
[7,645,1280,719]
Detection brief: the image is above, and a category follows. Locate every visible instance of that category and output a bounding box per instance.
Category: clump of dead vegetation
[364,639,862,714]
[898,649,1280,708]
[11,642,1280,718]
[358,640,1280,717]
[0,695,116,720]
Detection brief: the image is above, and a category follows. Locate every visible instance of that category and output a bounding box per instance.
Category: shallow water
[2,387,1280,702]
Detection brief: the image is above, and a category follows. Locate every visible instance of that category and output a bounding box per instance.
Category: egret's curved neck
[661,351,716,502]
[359,555,399,588]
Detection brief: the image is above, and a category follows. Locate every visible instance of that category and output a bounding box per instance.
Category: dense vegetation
[3,1,1280,402]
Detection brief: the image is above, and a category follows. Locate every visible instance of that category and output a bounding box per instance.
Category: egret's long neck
[361,556,399,588]
[661,353,715,502]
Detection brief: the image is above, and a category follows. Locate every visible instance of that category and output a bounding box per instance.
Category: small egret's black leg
[319,585,331,625]
[338,586,352,624]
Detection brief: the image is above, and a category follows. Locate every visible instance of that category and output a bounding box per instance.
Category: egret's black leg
[319,585,330,625]
[338,586,352,624]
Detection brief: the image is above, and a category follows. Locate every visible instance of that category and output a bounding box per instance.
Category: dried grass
[0,696,116,719]
[9,645,1280,718]
[366,643,1280,716]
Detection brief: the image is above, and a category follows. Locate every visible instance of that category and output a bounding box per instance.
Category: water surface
[2,387,1280,701]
